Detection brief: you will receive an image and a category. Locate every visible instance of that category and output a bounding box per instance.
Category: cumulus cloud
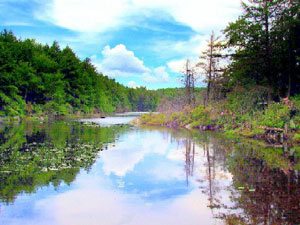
[167,59,186,73]
[93,44,171,83]
[100,130,170,177]
[142,66,170,83]
[100,44,149,77]
[36,0,241,33]
[127,81,140,88]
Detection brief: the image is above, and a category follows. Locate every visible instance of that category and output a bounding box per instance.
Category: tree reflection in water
[201,133,300,225]
[1,123,300,225]
[0,121,129,205]
[184,137,195,186]
[225,151,300,224]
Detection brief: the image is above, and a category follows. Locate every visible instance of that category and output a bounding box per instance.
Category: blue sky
[0,0,242,89]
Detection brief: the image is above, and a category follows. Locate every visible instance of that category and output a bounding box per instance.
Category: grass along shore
[136,96,300,145]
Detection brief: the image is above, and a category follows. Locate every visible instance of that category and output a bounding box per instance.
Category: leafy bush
[291,95,300,111]
[169,111,190,126]
[226,86,268,120]
[292,116,300,129]
[291,95,300,129]
[44,101,72,116]
[0,91,26,116]
[190,105,214,126]
[140,113,167,126]
[293,133,300,143]
[259,102,290,128]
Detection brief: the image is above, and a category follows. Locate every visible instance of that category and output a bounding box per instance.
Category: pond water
[0,116,300,225]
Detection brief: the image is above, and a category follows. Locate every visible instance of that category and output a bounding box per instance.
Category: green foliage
[291,95,300,110]
[224,0,300,97]
[168,111,190,126]
[292,116,300,129]
[0,120,129,204]
[0,30,158,116]
[0,89,26,116]
[190,105,213,127]
[293,133,300,143]
[140,113,167,126]
[226,86,268,119]
[239,128,265,138]
[292,95,300,128]
[44,101,72,116]
[259,103,290,128]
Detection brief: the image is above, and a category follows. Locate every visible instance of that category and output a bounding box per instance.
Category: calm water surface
[0,116,300,225]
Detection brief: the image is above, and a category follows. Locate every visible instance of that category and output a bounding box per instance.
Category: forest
[0,30,158,117]
[140,0,300,143]
[1,0,300,131]
[223,0,300,98]
[184,0,300,103]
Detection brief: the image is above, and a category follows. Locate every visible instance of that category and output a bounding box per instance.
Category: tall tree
[197,31,224,106]
[182,59,196,107]
[224,0,300,99]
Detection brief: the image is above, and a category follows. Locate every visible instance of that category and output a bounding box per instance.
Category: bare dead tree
[182,59,197,107]
[197,31,225,107]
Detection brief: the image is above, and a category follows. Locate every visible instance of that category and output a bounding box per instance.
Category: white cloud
[142,66,170,83]
[35,0,129,32]
[167,58,206,85]
[92,44,171,83]
[100,130,170,177]
[142,73,159,83]
[154,66,170,82]
[152,34,212,60]
[36,0,241,33]
[167,59,186,73]
[99,44,149,77]
[167,58,200,73]
[127,81,140,88]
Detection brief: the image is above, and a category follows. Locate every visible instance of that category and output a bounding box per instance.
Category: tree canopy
[223,0,300,99]
[0,30,158,116]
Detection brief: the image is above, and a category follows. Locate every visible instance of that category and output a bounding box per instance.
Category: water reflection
[220,139,300,224]
[0,121,300,225]
[0,121,128,205]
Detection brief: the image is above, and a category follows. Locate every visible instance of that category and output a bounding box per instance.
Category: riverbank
[136,101,300,145]
[0,112,116,126]
[0,111,153,124]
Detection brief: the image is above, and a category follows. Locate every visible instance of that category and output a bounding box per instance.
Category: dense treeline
[0,30,158,117]
[223,0,300,99]
[142,0,300,140]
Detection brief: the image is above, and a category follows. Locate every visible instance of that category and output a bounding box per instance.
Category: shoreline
[134,114,300,146]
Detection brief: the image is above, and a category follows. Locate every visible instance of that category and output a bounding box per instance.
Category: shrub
[190,105,214,126]
[259,102,290,128]
[44,101,72,116]
[293,133,300,143]
[291,95,300,111]
[169,111,191,126]
[291,95,300,129]
[140,113,167,126]
[0,91,26,116]
[226,86,269,119]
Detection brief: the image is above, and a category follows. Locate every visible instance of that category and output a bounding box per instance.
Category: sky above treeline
[0,0,242,89]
